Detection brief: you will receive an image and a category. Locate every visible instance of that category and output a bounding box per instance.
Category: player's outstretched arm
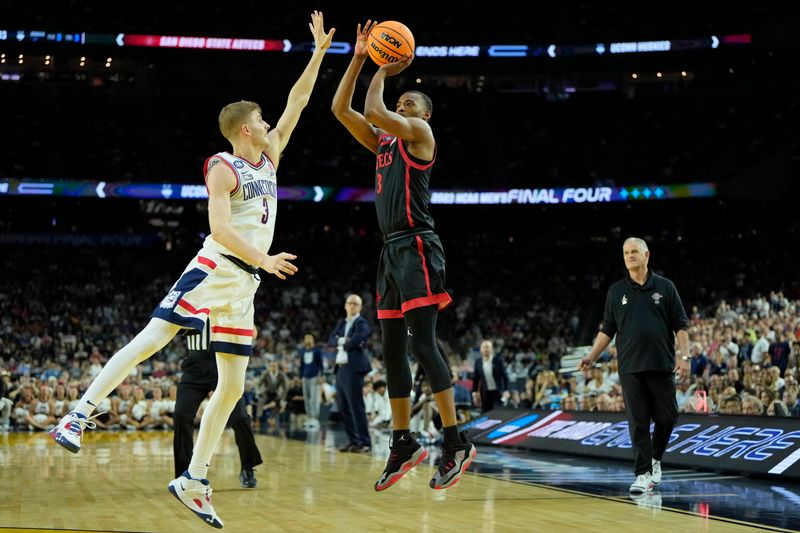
[267,10,335,164]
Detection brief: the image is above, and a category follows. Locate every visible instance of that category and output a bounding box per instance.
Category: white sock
[189,353,248,480]
[75,319,180,417]
[188,461,209,480]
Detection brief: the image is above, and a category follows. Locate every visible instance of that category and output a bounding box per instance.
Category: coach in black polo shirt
[580,237,690,495]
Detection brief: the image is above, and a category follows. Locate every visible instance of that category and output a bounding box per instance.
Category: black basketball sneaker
[429,431,476,490]
[374,434,429,491]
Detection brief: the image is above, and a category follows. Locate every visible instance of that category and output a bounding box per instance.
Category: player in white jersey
[49,11,335,529]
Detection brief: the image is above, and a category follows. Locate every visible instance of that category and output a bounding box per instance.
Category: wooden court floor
[0,430,778,533]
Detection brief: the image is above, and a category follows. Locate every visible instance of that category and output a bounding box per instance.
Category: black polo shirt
[600,270,689,375]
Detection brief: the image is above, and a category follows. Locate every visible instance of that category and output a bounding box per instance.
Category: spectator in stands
[760,389,777,415]
[367,379,392,429]
[742,395,764,416]
[585,367,612,396]
[769,332,791,376]
[595,393,613,412]
[258,360,287,430]
[783,388,800,417]
[725,367,744,394]
[297,333,323,429]
[752,329,770,364]
[719,395,742,415]
[690,342,708,379]
[533,370,560,409]
[285,375,306,425]
[561,394,578,411]
[0,370,13,430]
[471,340,509,413]
[450,366,472,408]
[410,377,439,443]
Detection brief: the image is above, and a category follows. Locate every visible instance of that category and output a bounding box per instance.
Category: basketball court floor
[1,424,798,532]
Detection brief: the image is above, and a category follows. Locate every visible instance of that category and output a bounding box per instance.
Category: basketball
[367,21,415,66]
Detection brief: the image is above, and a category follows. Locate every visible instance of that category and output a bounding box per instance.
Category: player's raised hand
[309,10,335,52]
[262,252,298,280]
[355,20,377,57]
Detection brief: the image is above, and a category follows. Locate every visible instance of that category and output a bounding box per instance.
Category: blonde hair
[218,100,261,141]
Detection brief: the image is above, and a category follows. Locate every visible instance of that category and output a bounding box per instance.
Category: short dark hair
[374,380,387,389]
[406,90,432,117]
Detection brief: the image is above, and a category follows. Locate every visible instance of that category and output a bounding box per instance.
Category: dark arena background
[1,2,800,532]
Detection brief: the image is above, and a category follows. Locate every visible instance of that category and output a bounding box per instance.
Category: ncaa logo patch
[159,290,181,309]
[233,160,245,169]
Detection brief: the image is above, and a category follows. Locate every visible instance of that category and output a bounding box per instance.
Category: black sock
[393,429,411,444]
[442,425,460,445]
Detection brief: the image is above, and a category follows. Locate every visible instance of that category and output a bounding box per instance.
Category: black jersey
[374,133,436,236]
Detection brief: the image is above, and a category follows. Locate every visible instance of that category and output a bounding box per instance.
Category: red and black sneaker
[374,434,428,492]
[429,431,476,490]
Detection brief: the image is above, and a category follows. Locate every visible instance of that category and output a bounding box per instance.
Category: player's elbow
[364,108,385,127]
[209,221,234,243]
[291,94,311,110]
[331,103,346,119]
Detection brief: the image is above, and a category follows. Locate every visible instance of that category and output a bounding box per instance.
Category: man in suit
[472,340,509,413]
[328,293,372,453]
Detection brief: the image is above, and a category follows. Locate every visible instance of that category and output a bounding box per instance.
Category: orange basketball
[367,21,415,66]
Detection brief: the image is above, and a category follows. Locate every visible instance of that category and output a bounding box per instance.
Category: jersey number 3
[261,198,269,224]
[376,173,383,194]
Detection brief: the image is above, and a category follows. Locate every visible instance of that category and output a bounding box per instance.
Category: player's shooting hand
[262,252,298,280]
[380,54,413,76]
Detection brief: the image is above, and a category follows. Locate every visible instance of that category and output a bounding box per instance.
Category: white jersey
[202,151,278,263]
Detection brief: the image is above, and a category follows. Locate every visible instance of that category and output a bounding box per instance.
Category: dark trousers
[335,365,371,447]
[620,371,678,476]
[173,378,263,477]
[480,389,502,413]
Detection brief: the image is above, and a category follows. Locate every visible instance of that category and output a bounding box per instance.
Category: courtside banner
[467,409,800,479]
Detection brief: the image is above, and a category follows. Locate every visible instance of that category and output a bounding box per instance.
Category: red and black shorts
[376,229,452,320]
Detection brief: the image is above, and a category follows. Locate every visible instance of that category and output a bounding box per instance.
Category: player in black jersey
[332,20,476,492]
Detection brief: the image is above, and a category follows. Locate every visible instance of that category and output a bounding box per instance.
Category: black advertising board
[466,408,800,479]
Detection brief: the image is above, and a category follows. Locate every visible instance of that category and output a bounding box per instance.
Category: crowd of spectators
[1,196,797,436]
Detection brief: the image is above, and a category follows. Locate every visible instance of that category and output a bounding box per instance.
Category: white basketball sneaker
[651,459,662,485]
[168,471,223,529]
[629,472,653,494]
[49,412,101,453]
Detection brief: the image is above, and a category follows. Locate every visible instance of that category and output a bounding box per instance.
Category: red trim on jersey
[397,138,435,170]
[204,156,240,196]
[405,166,415,228]
[262,151,276,170]
[415,236,432,296]
[400,293,453,314]
[211,326,255,337]
[377,309,404,319]
[227,151,266,169]
[197,256,217,270]
[177,299,211,315]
